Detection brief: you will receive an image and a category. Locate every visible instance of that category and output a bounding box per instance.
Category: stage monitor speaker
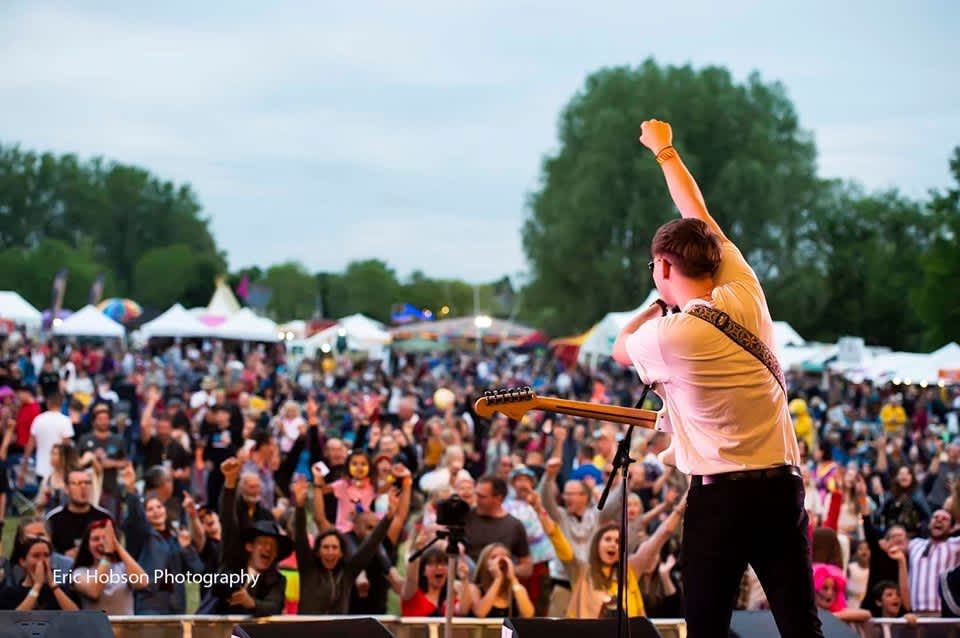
[729,610,857,638]
[234,617,395,638]
[0,611,113,638]
[503,617,663,638]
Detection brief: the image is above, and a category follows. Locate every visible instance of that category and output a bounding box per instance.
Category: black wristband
[653,299,669,316]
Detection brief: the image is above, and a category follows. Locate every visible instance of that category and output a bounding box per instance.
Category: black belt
[691,464,801,487]
[550,579,571,590]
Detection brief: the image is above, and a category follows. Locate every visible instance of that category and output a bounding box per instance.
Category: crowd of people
[0,330,958,626]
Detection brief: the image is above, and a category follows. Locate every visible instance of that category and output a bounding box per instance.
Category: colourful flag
[236,273,250,301]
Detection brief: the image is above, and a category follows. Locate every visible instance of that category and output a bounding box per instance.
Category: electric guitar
[474,386,658,429]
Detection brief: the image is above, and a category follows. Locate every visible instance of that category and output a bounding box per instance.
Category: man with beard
[197,457,289,616]
[236,471,273,528]
[908,509,960,614]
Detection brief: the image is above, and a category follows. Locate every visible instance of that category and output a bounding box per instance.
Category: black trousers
[681,472,824,638]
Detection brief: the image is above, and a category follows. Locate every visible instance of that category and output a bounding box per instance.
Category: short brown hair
[651,218,721,278]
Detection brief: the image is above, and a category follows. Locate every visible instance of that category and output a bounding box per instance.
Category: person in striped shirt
[908,509,960,615]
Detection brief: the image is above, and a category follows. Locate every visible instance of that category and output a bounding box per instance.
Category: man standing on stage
[612,119,823,638]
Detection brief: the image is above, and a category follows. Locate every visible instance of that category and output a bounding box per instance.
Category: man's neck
[67,502,91,514]
[671,278,716,309]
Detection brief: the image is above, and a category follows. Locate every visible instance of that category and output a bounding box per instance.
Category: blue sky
[2,1,957,283]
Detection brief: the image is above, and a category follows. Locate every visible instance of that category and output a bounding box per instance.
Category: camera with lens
[435,495,470,530]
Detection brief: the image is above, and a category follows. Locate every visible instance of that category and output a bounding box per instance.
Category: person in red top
[14,385,42,451]
[401,531,472,617]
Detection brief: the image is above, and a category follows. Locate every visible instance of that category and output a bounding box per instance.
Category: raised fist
[639,119,673,154]
[220,457,241,481]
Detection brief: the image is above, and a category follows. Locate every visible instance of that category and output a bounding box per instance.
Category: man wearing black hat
[197,457,289,616]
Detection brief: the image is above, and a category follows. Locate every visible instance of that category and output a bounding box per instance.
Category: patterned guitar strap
[685,304,787,397]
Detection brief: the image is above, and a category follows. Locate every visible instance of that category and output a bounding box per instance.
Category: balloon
[433,388,455,410]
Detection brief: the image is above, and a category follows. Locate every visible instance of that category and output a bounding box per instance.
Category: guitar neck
[531,397,657,429]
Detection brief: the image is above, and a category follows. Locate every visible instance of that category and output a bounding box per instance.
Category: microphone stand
[596,385,651,638]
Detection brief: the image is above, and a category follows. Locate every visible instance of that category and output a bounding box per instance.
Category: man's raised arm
[638,119,728,242]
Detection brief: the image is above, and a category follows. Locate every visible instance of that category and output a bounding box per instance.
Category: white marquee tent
[53,305,125,338]
[140,303,212,339]
[304,313,391,358]
[215,308,279,342]
[0,291,43,331]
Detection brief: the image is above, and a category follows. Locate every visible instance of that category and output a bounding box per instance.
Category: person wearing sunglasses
[611,119,821,638]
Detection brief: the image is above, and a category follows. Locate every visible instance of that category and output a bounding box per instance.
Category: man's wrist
[655,145,678,165]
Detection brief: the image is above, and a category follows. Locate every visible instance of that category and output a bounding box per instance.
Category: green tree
[0,239,113,310]
[261,262,317,321]
[0,144,225,302]
[803,183,932,349]
[133,244,219,310]
[521,60,820,336]
[326,259,401,322]
[914,147,960,348]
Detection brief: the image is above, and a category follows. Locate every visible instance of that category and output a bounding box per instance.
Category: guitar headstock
[474,386,537,421]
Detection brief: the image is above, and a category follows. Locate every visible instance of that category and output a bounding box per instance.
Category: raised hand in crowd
[221,457,241,489]
[291,475,309,508]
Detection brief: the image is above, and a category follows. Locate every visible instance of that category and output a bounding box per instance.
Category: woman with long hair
[292,474,401,614]
[0,537,78,610]
[464,542,534,618]
[120,464,203,613]
[879,465,928,537]
[401,531,473,617]
[546,499,685,618]
[71,518,149,614]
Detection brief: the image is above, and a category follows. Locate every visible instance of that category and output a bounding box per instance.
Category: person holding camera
[196,457,291,616]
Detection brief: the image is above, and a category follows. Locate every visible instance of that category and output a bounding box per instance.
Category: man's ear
[245,542,254,554]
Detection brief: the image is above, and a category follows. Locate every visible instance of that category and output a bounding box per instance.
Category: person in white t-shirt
[611,119,821,638]
[19,392,74,485]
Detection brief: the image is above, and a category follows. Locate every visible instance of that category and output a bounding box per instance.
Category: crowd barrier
[106,614,960,638]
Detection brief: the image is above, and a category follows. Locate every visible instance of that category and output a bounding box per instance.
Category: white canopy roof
[579,290,808,364]
[0,291,42,328]
[140,303,212,339]
[215,308,279,342]
[304,313,391,357]
[773,321,806,348]
[53,305,125,338]
[861,342,960,384]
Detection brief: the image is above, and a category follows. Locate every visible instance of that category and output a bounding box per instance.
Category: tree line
[1,58,957,349]
[520,60,959,351]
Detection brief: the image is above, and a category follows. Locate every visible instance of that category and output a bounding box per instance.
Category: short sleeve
[625,320,670,385]
[713,240,761,290]
[62,417,75,439]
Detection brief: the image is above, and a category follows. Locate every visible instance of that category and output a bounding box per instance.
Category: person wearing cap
[504,465,557,616]
[78,403,126,520]
[196,457,290,616]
